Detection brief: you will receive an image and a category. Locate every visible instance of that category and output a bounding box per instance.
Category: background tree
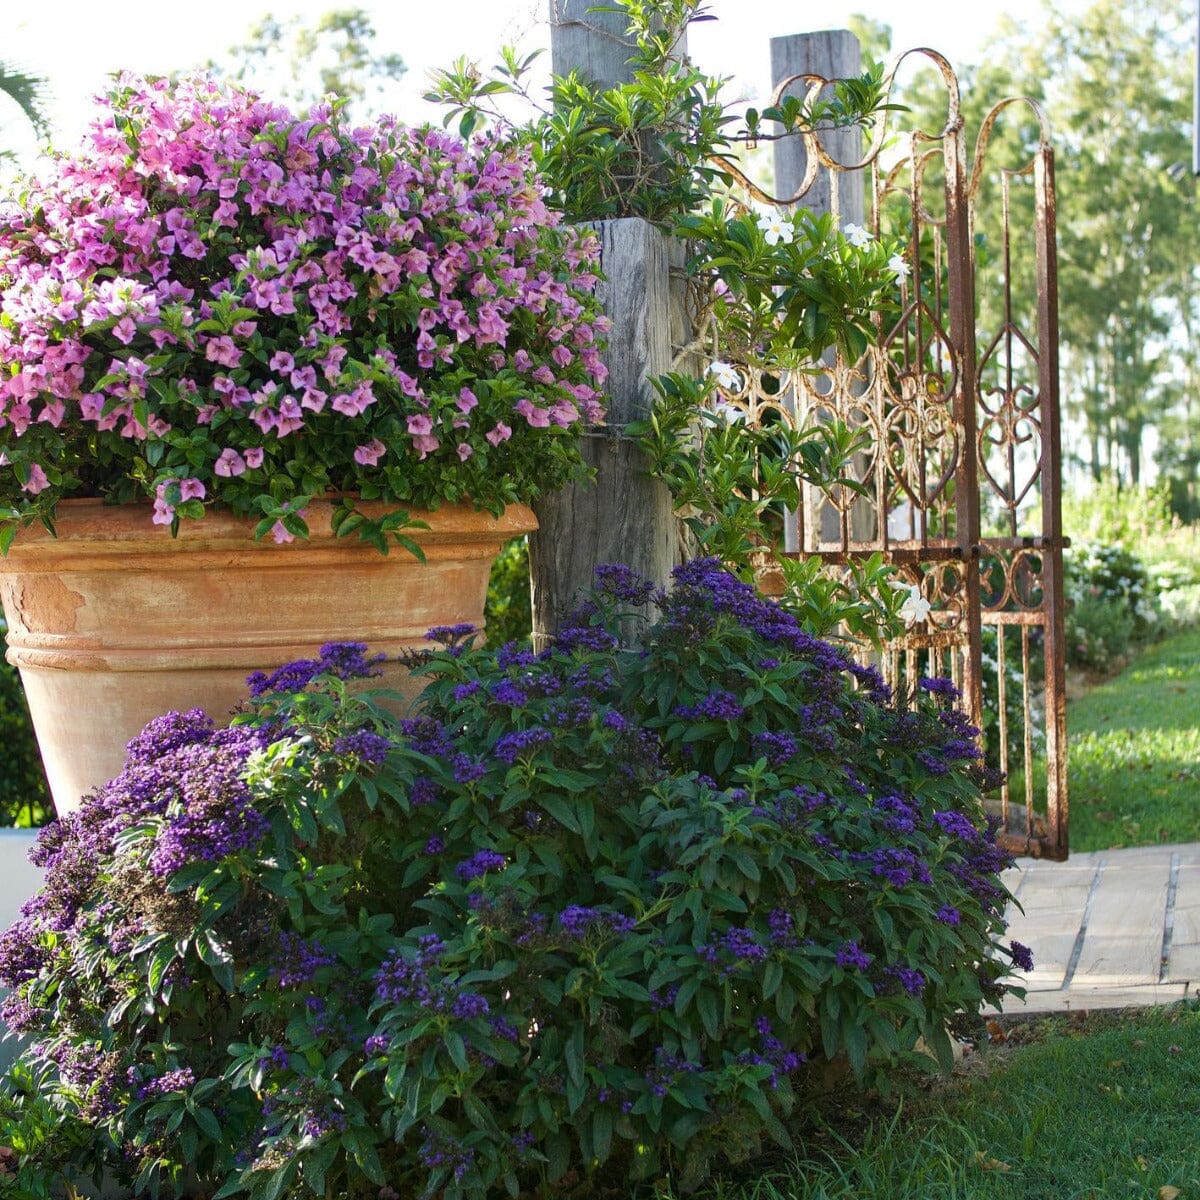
[0,60,50,164]
[208,8,405,116]
[859,0,1197,499]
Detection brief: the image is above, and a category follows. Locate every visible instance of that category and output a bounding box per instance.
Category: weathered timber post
[770,31,864,226]
[770,30,876,548]
[529,1,679,650]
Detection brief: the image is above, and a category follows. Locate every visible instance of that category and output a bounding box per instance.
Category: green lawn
[688,1005,1200,1200]
[1067,627,1200,851]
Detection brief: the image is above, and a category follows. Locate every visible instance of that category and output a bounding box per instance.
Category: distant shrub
[483,537,532,649]
[1062,480,1174,550]
[1065,595,1135,673]
[0,562,1024,1199]
[1065,541,1159,644]
[0,622,51,827]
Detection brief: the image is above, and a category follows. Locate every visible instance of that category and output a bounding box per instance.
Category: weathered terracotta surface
[0,499,536,814]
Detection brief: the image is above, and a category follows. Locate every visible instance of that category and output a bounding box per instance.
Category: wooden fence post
[770,30,874,548]
[529,1,680,650]
[770,31,864,225]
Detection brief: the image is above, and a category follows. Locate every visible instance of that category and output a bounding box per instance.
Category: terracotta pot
[0,498,536,814]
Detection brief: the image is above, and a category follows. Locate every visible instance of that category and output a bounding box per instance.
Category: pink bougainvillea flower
[214,449,246,477]
[22,463,49,494]
[514,399,551,429]
[0,72,606,536]
[353,440,386,467]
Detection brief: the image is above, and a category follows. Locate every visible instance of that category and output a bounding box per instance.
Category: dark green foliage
[483,537,532,649]
[0,622,50,827]
[1064,542,1157,670]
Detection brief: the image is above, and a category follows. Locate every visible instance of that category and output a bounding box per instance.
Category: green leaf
[696,988,720,1040]
[592,1106,614,1163]
[191,1105,223,1142]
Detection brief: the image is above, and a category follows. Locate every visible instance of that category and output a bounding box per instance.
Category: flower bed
[0,561,1024,1198]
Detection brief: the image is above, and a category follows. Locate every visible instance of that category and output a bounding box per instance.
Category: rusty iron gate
[702,51,1068,859]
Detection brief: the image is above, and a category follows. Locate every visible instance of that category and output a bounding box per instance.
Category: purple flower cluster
[554,623,620,654]
[673,690,745,722]
[364,1034,391,1057]
[490,679,529,707]
[1008,940,1035,972]
[451,992,490,1020]
[146,740,269,878]
[698,926,768,973]
[247,642,384,698]
[135,1067,196,1100]
[874,793,917,834]
[740,1016,806,1087]
[767,908,798,947]
[419,1126,475,1183]
[374,934,447,1008]
[332,729,391,765]
[918,676,961,701]
[494,727,553,764]
[123,709,216,765]
[854,846,933,889]
[751,731,798,765]
[643,1047,702,1098]
[270,932,338,989]
[886,965,926,995]
[933,809,980,842]
[302,1107,348,1140]
[557,906,637,938]
[835,941,873,971]
[425,624,476,649]
[455,850,506,881]
[592,563,657,607]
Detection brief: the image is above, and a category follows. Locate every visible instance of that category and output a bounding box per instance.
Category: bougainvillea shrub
[0,73,606,547]
[0,563,1025,1198]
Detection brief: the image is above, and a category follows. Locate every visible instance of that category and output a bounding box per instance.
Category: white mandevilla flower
[707,360,741,391]
[756,211,794,247]
[888,252,912,279]
[709,400,746,425]
[894,581,932,627]
[843,222,873,248]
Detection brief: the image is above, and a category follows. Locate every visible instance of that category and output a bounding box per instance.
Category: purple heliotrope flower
[332,729,391,765]
[835,941,873,971]
[558,906,636,938]
[247,642,384,698]
[455,850,506,881]
[1008,940,1034,972]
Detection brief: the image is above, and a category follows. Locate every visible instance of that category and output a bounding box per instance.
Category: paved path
[997,844,1200,1013]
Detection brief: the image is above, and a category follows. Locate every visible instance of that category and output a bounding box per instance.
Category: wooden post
[529,3,681,649]
[770,30,864,224]
[770,30,874,549]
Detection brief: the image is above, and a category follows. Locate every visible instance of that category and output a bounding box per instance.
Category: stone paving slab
[995,844,1200,1015]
